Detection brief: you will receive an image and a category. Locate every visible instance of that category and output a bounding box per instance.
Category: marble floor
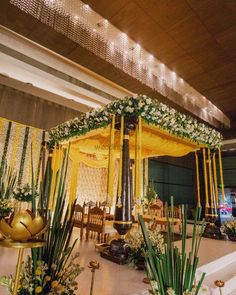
[0,228,236,295]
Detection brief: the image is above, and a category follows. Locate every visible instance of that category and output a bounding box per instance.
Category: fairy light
[9,0,229,127]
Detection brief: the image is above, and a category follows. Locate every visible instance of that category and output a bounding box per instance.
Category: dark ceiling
[81,0,236,126]
[0,0,236,138]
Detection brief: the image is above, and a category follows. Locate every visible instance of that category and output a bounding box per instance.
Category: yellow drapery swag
[218,148,225,203]
[207,149,214,208]
[135,116,142,206]
[194,151,201,207]
[202,148,209,208]
[48,147,63,210]
[117,116,124,208]
[59,118,204,208]
[212,153,219,206]
[107,115,116,207]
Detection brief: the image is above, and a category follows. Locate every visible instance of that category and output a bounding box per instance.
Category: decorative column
[101,116,136,264]
[113,120,132,235]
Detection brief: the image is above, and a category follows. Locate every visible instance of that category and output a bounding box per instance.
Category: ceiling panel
[1,0,236,136]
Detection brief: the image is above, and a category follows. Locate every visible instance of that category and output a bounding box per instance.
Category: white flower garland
[49,95,223,148]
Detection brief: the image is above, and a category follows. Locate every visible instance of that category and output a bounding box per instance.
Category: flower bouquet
[0,252,83,295]
[13,184,38,202]
[223,219,236,241]
[125,228,164,270]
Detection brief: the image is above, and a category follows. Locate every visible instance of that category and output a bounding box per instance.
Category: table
[0,239,46,295]
[143,215,181,225]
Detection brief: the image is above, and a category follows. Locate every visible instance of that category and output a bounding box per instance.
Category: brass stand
[0,239,46,295]
[88,260,100,295]
[214,280,225,295]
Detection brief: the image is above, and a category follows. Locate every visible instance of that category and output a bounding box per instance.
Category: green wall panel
[149,159,194,205]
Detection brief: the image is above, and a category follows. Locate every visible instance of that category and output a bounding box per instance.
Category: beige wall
[0,85,80,130]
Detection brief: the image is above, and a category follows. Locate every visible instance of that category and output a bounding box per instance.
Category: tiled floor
[0,228,236,295]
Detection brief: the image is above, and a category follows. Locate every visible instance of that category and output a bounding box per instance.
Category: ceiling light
[84,4,90,10]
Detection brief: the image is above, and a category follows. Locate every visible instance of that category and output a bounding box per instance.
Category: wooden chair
[74,204,87,239]
[149,203,163,217]
[86,206,116,242]
[99,201,112,219]
[163,205,182,233]
[86,206,106,242]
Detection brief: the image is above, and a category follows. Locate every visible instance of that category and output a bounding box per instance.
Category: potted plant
[223,220,236,241]
[125,228,164,270]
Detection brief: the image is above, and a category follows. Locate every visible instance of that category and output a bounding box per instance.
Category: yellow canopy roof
[63,122,203,168]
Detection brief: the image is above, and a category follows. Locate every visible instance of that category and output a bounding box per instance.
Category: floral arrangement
[13,184,38,203]
[143,180,158,207]
[156,286,209,295]
[223,219,236,237]
[139,202,206,295]
[125,228,164,267]
[0,253,83,295]
[0,198,14,217]
[49,95,223,149]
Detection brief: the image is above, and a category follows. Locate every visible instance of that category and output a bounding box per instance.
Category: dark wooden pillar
[114,120,132,235]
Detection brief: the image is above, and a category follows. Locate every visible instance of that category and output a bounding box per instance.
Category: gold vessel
[0,210,46,241]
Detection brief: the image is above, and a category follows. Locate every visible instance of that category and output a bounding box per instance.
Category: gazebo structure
[48,94,224,261]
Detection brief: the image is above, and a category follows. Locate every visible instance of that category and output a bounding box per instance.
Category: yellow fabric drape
[195,151,201,206]
[69,160,80,217]
[107,115,116,206]
[213,153,219,206]
[208,149,214,207]
[61,122,202,165]
[135,117,142,204]
[203,148,209,208]
[10,124,21,170]
[49,147,63,210]
[218,148,225,203]
[117,116,124,208]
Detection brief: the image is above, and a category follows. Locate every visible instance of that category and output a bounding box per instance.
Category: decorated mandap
[48,94,225,235]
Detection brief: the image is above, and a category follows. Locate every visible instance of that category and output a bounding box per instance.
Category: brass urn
[0,210,46,241]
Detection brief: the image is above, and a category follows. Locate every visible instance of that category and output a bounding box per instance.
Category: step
[197,252,236,295]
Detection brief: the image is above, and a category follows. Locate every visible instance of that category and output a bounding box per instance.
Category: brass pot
[0,210,47,241]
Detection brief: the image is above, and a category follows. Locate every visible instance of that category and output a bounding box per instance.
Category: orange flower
[35,286,43,293]
[51,280,59,288]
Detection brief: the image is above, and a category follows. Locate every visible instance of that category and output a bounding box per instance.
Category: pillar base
[100,239,128,265]
[203,223,225,240]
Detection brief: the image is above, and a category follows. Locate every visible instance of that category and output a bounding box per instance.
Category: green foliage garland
[49,95,223,149]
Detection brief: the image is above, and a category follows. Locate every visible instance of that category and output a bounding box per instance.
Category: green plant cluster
[139,199,206,295]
